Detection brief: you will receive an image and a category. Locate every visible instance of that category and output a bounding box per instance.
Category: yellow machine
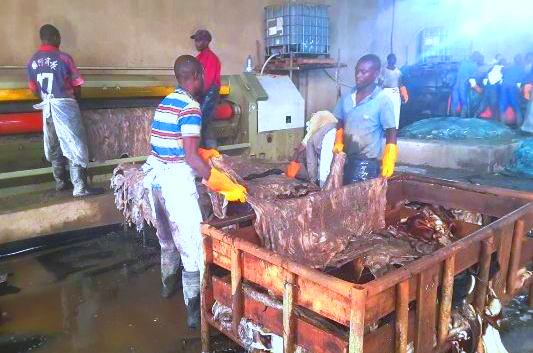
[0,71,304,175]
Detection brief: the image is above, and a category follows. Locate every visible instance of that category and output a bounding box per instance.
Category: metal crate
[265,3,329,56]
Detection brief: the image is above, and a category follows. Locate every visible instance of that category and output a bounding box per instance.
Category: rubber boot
[51,159,70,191]
[70,164,105,197]
[160,272,181,299]
[182,270,201,329]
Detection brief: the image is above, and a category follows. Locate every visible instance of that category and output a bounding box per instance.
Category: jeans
[343,156,380,184]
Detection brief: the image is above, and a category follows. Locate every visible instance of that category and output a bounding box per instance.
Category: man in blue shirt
[334,54,398,184]
[451,52,484,117]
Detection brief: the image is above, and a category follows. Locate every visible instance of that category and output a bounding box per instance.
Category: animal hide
[83,107,154,161]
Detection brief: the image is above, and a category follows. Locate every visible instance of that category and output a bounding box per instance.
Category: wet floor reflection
[0,230,241,353]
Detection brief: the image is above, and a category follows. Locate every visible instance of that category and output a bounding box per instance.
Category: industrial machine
[0,70,305,174]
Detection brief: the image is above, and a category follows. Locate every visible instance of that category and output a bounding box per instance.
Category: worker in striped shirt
[142,55,246,328]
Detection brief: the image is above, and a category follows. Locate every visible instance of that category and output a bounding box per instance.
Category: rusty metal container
[201,174,533,353]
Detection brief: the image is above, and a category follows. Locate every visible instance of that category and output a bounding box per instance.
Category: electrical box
[256,75,305,133]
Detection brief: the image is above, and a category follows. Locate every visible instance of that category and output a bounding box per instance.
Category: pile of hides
[340,204,459,278]
[110,163,213,231]
[208,153,387,269]
[399,117,518,142]
[83,107,154,162]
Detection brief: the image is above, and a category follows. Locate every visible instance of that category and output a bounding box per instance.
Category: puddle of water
[0,230,241,353]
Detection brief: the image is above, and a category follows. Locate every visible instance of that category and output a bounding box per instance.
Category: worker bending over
[142,55,245,328]
[333,54,398,183]
[380,53,408,128]
[286,111,337,187]
[27,24,102,197]
[191,29,221,147]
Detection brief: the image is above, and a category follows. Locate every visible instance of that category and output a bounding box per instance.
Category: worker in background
[475,55,505,119]
[286,111,337,187]
[524,52,533,74]
[520,64,533,133]
[500,54,526,126]
[380,53,408,128]
[142,55,246,328]
[451,52,484,117]
[333,54,398,183]
[191,29,221,148]
[27,24,103,197]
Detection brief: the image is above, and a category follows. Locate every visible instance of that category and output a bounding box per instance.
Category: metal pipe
[0,65,171,71]
[260,53,280,76]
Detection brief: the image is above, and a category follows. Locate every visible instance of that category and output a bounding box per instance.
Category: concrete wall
[2,1,529,116]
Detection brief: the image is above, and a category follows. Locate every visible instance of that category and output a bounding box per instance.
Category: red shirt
[196,47,221,91]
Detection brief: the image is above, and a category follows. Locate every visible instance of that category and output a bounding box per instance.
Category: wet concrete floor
[0,228,531,352]
[0,229,241,353]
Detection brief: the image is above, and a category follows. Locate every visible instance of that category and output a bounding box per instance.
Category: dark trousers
[343,156,380,185]
[476,84,500,119]
[199,85,220,147]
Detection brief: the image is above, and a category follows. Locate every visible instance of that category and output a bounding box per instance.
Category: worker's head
[174,55,204,96]
[355,54,381,89]
[470,51,484,66]
[386,53,397,67]
[191,29,212,52]
[39,24,61,47]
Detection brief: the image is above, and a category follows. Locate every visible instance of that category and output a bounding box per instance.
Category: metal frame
[201,174,533,353]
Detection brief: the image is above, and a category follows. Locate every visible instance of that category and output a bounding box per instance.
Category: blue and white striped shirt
[149,88,202,163]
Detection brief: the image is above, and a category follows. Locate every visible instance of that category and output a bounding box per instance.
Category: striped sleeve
[179,102,202,137]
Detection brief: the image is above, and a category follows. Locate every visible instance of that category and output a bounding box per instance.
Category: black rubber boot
[161,274,179,299]
[182,270,201,329]
[70,165,105,197]
[52,160,70,191]
[185,295,201,329]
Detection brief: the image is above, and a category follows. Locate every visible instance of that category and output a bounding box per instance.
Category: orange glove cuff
[399,86,409,103]
[286,161,301,179]
[198,148,220,162]
[524,83,532,100]
[333,128,344,153]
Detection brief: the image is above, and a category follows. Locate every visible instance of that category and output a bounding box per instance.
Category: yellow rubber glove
[524,83,532,101]
[198,148,220,162]
[286,161,301,178]
[381,144,398,178]
[206,168,247,202]
[333,128,344,153]
[399,86,409,103]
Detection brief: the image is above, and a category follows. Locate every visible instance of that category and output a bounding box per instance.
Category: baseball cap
[190,29,212,41]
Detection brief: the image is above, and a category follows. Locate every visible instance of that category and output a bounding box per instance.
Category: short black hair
[39,24,60,42]
[358,54,381,71]
[173,55,203,83]
[387,53,396,62]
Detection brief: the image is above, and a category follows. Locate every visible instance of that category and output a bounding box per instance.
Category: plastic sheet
[506,138,533,178]
[400,117,518,141]
[34,98,89,168]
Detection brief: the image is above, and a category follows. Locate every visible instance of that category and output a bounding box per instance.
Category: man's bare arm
[385,128,397,145]
[183,136,211,179]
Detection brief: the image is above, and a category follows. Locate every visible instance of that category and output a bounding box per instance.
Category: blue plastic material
[506,139,533,178]
[399,117,518,141]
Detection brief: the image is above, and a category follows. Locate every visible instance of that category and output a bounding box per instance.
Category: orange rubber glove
[399,86,409,103]
[286,161,301,178]
[333,128,344,153]
[206,168,247,202]
[524,83,532,101]
[472,85,483,94]
[381,144,398,178]
[198,148,220,162]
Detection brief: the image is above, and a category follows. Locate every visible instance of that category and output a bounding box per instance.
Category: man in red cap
[191,29,221,147]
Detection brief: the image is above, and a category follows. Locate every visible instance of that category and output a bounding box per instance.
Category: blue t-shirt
[149,88,202,163]
[27,45,84,99]
[333,86,396,159]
